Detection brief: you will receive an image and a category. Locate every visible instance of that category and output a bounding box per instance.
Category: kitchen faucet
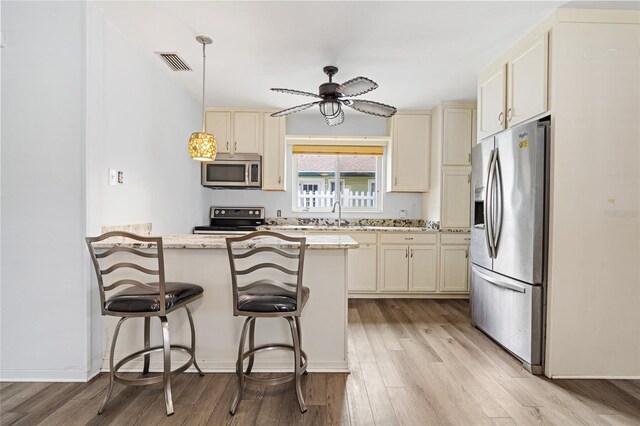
[332,201,342,227]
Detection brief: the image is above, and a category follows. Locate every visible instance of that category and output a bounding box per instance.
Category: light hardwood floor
[2,299,639,425]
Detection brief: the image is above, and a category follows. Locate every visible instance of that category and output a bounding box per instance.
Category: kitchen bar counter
[95,232,354,374]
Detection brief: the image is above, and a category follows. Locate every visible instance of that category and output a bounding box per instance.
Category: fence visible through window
[297,189,376,209]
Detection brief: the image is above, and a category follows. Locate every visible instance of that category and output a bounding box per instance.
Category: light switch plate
[108,169,118,186]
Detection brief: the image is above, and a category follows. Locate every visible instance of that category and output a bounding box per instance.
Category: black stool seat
[238,284,309,313]
[105,282,204,313]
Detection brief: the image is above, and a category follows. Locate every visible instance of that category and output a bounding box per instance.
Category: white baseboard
[0,369,90,382]
[103,359,349,374]
[348,293,469,299]
[550,375,640,379]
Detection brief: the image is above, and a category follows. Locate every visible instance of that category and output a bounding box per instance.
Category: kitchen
[1,1,639,425]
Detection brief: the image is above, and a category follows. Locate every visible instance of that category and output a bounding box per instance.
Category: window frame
[291,151,384,213]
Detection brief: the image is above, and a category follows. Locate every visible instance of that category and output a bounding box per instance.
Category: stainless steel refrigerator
[470,117,550,374]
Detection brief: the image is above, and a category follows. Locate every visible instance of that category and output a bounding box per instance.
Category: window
[292,146,383,212]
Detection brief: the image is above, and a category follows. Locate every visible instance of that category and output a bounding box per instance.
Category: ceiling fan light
[188,131,217,161]
[319,100,342,119]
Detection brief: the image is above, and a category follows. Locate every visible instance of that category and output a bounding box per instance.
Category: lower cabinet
[439,234,471,292]
[378,232,437,293]
[409,245,438,292]
[379,244,438,292]
[347,233,378,293]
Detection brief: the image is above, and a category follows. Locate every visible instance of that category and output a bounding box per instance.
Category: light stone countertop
[263,225,439,233]
[93,233,359,249]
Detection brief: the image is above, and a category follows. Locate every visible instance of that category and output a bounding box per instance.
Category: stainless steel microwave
[201,153,262,188]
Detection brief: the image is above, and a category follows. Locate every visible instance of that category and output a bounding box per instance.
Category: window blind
[292,145,383,156]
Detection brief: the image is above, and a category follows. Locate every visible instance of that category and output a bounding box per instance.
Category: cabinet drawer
[379,233,437,245]
[441,233,471,244]
[348,233,377,245]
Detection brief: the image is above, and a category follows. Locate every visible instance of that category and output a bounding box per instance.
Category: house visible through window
[292,146,383,212]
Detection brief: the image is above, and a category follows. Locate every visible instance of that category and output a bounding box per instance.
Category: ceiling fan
[270,66,397,126]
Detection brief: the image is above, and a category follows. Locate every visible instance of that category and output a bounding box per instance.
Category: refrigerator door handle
[493,148,504,253]
[485,149,497,258]
[472,266,526,293]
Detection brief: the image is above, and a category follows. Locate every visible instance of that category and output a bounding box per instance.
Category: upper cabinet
[262,114,286,191]
[478,66,507,139]
[478,32,549,140]
[388,113,431,192]
[443,108,473,166]
[507,33,549,127]
[205,110,262,155]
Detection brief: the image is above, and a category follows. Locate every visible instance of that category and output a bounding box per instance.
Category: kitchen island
[94,234,358,373]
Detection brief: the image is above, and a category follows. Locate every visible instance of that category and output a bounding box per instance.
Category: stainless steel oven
[201,154,261,188]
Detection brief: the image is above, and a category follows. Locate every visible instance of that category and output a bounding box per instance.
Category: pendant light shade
[189,35,216,162]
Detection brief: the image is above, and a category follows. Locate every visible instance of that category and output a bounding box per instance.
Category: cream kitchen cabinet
[205,110,262,154]
[388,113,431,192]
[424,102,474,231]
[262,114,286,191]
[347,233,378,293]
[379,233,438,293]
[477,32,548,140]
[443,108,473,166]
[441,168,471,229]
[439,234,470,293]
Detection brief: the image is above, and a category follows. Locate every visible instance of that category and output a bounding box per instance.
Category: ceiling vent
[156,52,192,71]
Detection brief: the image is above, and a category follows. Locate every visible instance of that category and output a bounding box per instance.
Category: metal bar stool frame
[226,231,309,414]
[86,231,204,416]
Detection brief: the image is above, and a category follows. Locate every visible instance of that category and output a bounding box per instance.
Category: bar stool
[226,231,309,414]
[85,231,204,416]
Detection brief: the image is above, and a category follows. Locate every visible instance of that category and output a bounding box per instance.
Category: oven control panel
[210,207,265,220]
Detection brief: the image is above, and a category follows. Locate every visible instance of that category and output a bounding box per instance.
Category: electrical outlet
[277,210,282,217]
[117,171,124,184]
[399,209,408,218]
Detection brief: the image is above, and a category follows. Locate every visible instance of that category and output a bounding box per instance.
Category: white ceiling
[96,1,633,112]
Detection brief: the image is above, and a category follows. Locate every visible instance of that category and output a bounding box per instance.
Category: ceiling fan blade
[270,88,321,98]
[346,99,397,118]
[337,77,378,97]
[270,101,321,117]
[325,109,344,126]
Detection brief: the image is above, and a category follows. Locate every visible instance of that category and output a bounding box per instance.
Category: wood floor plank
[344,330,375,426]
[348,308,376,364]
[356,301,406,388]
[325,373,350,425]
[359,362,399,425]
[2,299,639,426]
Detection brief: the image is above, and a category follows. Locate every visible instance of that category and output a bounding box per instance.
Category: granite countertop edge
[93,234,359,250]
[262,225,470,234]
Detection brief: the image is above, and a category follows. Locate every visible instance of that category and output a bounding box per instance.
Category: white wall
[1,1,89,380]
[87,6,209,235]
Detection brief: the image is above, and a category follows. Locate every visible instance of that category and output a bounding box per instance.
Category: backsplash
[265,217,440,230]
[101,222,153,236]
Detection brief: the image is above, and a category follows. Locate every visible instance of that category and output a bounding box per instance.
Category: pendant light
[188,35,217,161]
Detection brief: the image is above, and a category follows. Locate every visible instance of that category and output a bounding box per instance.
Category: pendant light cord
[201,41,206,132]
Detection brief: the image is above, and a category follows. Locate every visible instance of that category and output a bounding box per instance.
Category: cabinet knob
[405,248,408,258]
[465,249,469,258]
[278,176,282,184]
[226,141,229,150]
[498,112,504,125]
[394,177,398,186]
[468,153,471,163]
[410,249,413,258]
[405,237,414,240]
[234,141,238,151]
[468,173,471,184]
[507,108,513,122]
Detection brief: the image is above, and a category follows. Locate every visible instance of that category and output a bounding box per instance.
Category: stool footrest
[112,344,195,386]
